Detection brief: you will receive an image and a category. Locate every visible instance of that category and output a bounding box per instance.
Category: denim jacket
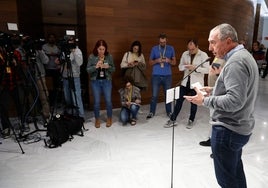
[87,53,115,80]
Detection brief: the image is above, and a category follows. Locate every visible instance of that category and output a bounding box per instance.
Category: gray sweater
[203,45,259,135]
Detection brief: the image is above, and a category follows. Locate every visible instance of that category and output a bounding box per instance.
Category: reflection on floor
[0,78,268,188]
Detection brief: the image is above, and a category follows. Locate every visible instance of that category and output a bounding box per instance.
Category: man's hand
[184,87,204,106]
[184,64,195,71]
[202,86,213,96]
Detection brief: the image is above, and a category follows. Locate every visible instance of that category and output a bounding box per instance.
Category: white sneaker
[186,120,194,129]
[164,120,178,128]
[138,109,144,114]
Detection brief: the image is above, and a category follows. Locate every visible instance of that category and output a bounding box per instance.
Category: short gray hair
[212,23,238,42]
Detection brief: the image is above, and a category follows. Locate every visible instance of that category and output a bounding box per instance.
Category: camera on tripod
[58,36,77,55]
[0,32,22,66]
[22,37,45,64]
[58,30,78,65]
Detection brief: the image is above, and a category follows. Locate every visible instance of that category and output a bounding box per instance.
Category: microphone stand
[169,57,211,188]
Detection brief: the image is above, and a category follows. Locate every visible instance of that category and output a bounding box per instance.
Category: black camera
[23,37,45,63]
[0,32,13,52]
[0,32,19,64]
[58,36,77,55]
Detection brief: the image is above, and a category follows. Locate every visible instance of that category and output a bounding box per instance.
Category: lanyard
[159,45,166,58]
[126,87,132,102]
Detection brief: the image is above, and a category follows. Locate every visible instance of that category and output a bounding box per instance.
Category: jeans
[211,125,250,188]
[149,75,172,115]
[91,79,113,118]
[170,85,197,121]
[63,77,84,118]
[120,104,140,125]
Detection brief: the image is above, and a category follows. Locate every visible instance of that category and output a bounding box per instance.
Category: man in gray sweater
[184,23,259,188]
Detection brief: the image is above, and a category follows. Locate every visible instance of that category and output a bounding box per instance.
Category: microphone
[175,57,211,86]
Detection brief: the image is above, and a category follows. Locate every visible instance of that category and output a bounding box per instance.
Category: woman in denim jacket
[87,39,115,128]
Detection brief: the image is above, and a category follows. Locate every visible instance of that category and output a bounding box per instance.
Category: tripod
[0,87,25,154]
[59,48,87,132]
[0,48,25,153]
[19,51,48,141]
[63,53,80,116]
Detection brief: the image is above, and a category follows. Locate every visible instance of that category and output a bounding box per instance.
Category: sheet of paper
[191,82,207,95]
[166,88,175,104]
[175,86,180,100]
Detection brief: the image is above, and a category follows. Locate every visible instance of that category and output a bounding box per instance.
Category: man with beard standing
[146,33,176,119]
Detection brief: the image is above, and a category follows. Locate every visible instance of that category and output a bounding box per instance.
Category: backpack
[45,113,84,148]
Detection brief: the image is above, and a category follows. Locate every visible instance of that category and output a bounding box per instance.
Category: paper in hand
[191,82,207,96]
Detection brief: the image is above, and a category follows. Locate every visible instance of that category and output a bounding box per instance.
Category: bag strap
[126,52,129,62]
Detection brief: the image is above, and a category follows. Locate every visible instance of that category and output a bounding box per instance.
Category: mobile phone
[212,63,221,69]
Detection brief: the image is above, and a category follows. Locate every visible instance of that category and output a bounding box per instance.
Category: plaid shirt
[0,49,22,91]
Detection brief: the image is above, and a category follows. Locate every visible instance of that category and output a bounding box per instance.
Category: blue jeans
[120,104,140,125]
[91,79,113,118]
[63,77,85,118]
[149,75,172,115]
[170,85,197,121]
[211,125,250,188]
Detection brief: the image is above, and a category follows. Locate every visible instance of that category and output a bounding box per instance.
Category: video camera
[58,30,77,57]
[0,31,13,51]
[0,31,19,64]
[58,35,77,56]
[22,37,45,63]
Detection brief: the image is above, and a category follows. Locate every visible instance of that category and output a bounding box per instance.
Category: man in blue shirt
[146,33,176,119]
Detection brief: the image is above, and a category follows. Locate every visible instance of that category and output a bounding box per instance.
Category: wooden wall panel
[0,0,18,32]
[17,0,43,38]
[0,0,256,111]
[85,0,255,109]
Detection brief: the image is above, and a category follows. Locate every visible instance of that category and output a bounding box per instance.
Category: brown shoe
[130,119,136,126]
[95,119,100,128]
[106,117,112,127]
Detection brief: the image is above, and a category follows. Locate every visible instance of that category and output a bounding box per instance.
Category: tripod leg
[9,123,25,154]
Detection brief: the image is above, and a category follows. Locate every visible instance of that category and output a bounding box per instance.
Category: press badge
[6,67,11,73]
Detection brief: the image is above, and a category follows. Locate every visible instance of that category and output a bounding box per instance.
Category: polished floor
[0,77,268,188]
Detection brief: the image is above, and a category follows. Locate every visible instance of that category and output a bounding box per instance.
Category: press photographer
[56,36,85,120]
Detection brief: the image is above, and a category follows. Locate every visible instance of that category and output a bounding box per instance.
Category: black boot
[199,138,211,146]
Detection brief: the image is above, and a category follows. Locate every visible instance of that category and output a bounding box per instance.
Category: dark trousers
[211,125,250,188]
[170,84,197,122]
[262,63,268,78]
[45,69,61,106]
